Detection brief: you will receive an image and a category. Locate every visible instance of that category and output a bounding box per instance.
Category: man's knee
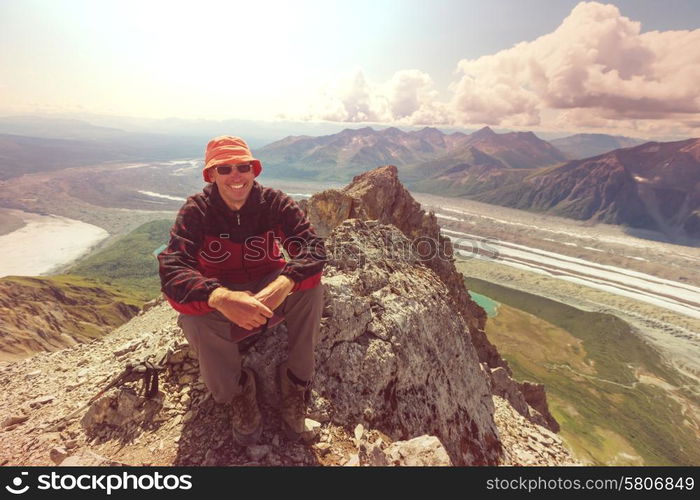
[177,314,200,352]
[177,312,213,332]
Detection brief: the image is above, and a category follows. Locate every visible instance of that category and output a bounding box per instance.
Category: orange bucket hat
[203,136,262,182]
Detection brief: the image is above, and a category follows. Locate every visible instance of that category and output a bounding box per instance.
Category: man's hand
[254,275,295,312]
[208,287,273,330]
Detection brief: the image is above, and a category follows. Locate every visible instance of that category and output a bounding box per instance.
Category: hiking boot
[231,368,262,446]
[277,361,308,439]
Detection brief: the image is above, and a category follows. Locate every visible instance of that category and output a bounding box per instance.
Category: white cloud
[451,1,700,131]
[300,1,700,137]
[305,69,450,125]
[311,70,388,122]
[449,72,541,126]
[383,70,447,123]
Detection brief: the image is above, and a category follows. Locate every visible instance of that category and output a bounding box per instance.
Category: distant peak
[416,126,443,135]
[471,126,496,139]
[411,127,445,140]
[514,130,540,141]
[381,127,405,136]
[340,126,375,136]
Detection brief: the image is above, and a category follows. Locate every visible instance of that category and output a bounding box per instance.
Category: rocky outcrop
[489,367,559,432]
[299,165,559,432]
[492,396,578,466]
[299,165,494,346]
[317,220,501,464]
[519,381,560,433]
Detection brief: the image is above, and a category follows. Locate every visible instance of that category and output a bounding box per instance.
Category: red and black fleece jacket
[158,181,326,315]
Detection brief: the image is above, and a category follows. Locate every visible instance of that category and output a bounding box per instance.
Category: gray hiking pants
[177,268,324,403]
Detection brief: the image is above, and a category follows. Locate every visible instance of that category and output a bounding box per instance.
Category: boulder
[383,435,453,466]
[81,388,163,432]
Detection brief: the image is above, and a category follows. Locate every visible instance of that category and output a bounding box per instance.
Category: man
[158,136,325,446]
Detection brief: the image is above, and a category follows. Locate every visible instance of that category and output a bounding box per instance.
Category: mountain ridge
[257,125,567,182]
[551,133,645,159]
[467,138,700,239]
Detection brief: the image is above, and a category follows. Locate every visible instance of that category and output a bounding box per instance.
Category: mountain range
[465,138,700,239]
[257,125,568,181]
[258,127,700,239]
[2,116,697,239]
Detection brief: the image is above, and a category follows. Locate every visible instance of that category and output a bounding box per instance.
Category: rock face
[300,166,492,338]
[342,167,494,342]
[319,220,501,464]
[300,165,559,433]
[489,368,559,433]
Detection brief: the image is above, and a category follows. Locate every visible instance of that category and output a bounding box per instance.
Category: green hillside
[0,274,144,360]
[462,274,700,466]
[69,219,172,300]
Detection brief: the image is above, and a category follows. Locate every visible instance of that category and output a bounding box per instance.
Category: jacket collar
[204,181,264,214]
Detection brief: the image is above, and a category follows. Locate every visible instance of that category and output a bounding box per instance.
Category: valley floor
[412,192,700,381]
[456,258,700,385]
[0,208,109,278]
[418,192,700,465]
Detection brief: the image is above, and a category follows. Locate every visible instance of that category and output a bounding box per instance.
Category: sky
[1,0,699,139]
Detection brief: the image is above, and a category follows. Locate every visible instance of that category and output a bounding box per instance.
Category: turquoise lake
[468,291,500,317]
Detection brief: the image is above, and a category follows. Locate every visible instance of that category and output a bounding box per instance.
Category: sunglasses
[214,163,252,175]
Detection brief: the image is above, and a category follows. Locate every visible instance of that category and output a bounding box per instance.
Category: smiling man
[158,136,326,446]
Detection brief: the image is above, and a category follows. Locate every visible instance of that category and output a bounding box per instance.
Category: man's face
[210,163,256,210]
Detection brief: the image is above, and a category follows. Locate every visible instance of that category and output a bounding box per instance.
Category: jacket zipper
[237,212,244,274]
